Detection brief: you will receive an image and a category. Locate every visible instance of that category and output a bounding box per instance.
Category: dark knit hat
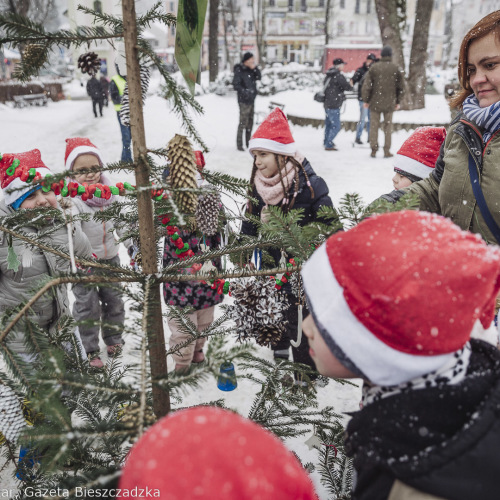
[242,52,254,63]
[333,57,346,66]
[367,53,377,61]
[381,46,393,57]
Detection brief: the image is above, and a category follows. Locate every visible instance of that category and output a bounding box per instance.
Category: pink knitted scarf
[254,161,296,207]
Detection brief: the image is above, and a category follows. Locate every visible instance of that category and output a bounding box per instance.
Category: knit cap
[0,149,52,208]
[248,108,296,157]
[64,137,104,171]
[394,127,446,182]
[118,406,317,500]
[301,210,500,386]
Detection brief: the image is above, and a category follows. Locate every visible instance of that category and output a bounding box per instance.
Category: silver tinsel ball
[0,385,25,444]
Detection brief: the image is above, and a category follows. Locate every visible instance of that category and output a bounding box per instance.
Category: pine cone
[119,65,150,127]
[196,191,221,236]
[256,324,283,347]
[118,402,156,431]
[167,135,198,214]
[22,44,47,70]
[77,52,101,76]
[0,385,26,444]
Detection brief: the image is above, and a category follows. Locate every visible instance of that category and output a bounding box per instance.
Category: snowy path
[0,87,451,496]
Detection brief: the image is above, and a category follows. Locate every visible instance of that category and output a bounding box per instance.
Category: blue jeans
[355,101,370,141]
[116,112,132,162]
[324,108,341,148]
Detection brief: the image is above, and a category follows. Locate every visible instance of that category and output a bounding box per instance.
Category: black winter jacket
[346,339,500,500]
[351,62,371,101]
[241,159,337,267]
[87,77,103,101]
[232,63,261,104]
[324,67,352,110]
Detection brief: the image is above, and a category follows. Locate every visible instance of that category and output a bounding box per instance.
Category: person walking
[99,71,110,107]
[351,53,377,145]
[109,69,133,162]
[323,58,353,151]
[86,75,104,118]
[232,52,261,151]
[362,46,404,158]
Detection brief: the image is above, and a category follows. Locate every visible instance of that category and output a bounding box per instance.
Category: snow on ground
[0,81,451,496]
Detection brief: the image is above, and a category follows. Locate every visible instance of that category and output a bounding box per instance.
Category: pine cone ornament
[196,191,221,236]
[227,277,287,345]
[77,51,101,76]
[256,324,283,347]
[119,65,151,127]
[22,43,47,70]
[167,135,199,214]
[118,402,156,432]
[0,385,26,445]
[289,271,305,302]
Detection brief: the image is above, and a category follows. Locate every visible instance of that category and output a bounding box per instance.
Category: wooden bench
[13,93,48,108]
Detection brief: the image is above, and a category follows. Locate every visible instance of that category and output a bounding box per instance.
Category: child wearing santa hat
[118,406,317,499]
[241,107,341,381]
[0,149,92,362]
[64,137,133,369]
[392,126,447,190]
[301,210,500,500]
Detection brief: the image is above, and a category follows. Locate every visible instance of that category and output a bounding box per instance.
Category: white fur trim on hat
[65,145,104,171]
[248,138,296,157]
[301,243,455,386]
[394,154,434,180]
[4,167,51,206]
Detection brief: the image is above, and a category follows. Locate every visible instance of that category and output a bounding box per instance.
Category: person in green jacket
[382,10,500,247]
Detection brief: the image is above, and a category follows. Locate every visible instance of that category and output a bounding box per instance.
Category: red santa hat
[0,149,52,207]
[118,407,317,500]
[248,108,296,157]
[301,211,500,386]
[64,137,104,171]
[394,127,446,182]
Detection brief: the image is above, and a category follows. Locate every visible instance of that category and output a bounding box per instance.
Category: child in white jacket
[64,137,132,368]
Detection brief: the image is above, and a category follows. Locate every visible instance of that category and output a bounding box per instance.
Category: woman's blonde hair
[450,10,500,109]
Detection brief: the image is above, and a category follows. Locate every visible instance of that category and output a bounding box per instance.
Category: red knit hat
[301,211,500,386]
[0,149,52,207]
[394,127,446,182]
[64,137,104,171]
[118,407,317,500]
[248,108,296,157]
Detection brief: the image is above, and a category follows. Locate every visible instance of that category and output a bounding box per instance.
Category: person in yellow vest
[109,69,132,162]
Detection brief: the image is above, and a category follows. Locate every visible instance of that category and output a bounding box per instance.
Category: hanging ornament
[117,402,156,432]
[195,191,221,236]
[0,385,26,445]
[226,277,287,346]
[77,52,101,76]
[21,44,48,72]
[119,65,151,127]
[274,258,298,290]
[167,135,198,215]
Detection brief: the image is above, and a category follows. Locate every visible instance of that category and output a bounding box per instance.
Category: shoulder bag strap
[468,153,500,244]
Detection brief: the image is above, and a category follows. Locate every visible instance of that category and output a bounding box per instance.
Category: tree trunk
[252,0,264,66]
[121,0,171,418]
[374,0,405,70]
[208,0,219,82]
[325,0,331,46]
[402,0,433,109]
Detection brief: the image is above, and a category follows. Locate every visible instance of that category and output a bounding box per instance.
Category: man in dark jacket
[232,52,261,151]
[323,58,353,151]
[351,53,377,145]
[361,45,404,158]
[87,75,104,118]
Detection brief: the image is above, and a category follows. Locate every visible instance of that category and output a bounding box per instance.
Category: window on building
[319,0,325,6]
[93,0,102,14]
[248,20,253,32]
[171,26,175,36]
[337,20,345,34]
[170,1,174,11]
[367,0,371,13]
[269,0,275,6]
[355,0,360,13]
[247,0,252,6]
[301,0,307,12]
[288,0,294,12]
[340,0,345,8]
